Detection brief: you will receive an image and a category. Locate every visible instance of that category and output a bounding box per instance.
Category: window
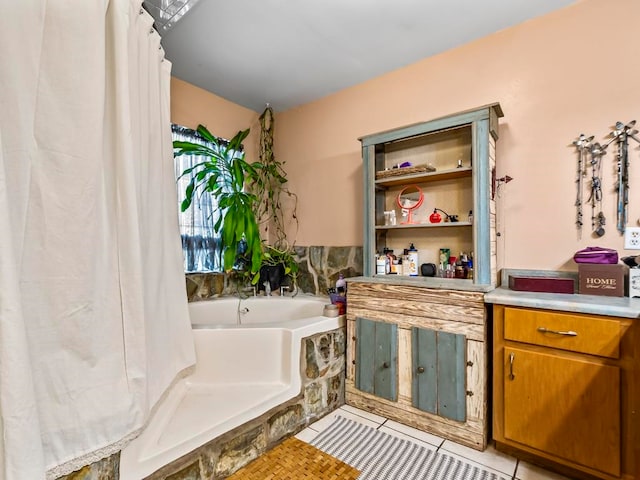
[172,124,223,272]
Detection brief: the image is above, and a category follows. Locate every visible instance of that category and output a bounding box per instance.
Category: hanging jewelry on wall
[572,134,594,238]
[607,121,639,234]
[588,141,607,237]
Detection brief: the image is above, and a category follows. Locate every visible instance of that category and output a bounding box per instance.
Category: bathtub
[119,295,343,480]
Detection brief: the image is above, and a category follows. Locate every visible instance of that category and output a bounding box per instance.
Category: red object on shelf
[429,209,442,223]
[508,276,575,294]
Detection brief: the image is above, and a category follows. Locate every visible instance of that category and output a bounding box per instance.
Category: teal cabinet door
[355,317,398,402]
[412,327,466,422]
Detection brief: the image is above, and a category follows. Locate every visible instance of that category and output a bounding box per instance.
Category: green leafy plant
[174,109,300,290]
[174,126,263,276]
[262,244,299,283]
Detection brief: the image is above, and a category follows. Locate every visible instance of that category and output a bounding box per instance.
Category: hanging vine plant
[253,105,299,246]
[252,105,299,287]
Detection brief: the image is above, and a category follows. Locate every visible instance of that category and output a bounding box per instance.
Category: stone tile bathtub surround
[55,454,119,480]
[185,246,363,301]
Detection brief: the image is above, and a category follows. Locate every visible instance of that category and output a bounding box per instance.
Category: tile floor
[295,404,572,480]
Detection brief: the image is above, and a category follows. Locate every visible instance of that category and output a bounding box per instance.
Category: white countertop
[485,267,640,318]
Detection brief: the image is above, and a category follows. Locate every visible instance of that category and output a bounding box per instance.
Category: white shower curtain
[0,1,196,479]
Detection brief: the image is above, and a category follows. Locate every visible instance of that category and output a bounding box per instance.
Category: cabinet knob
[382,362,390,369]
[417,366,425,374]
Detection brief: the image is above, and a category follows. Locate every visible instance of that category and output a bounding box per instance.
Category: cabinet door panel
[504,347,620,477]
[437,332,467,422]
[412,327,437,414]
[355,317,398,401]
[355,317,376,394]
[412,328,467,422]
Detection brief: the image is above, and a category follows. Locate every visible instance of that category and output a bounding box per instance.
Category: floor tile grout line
[380,423,443,449]
[341,407,445,449]
[339,406,387,427]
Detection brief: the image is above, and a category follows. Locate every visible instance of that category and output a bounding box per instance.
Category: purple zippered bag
[573,246,618,264]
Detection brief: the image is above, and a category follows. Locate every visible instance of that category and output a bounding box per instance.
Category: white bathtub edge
[119,314,344,480]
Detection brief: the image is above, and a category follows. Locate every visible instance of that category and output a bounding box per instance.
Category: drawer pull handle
[537,327,578,337]
[417,366,425,374]
[508,352,515,381]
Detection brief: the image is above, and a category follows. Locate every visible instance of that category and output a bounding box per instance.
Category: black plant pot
[258,264,286,293]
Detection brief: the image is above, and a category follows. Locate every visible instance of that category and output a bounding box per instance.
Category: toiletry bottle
[445,263,454,278]
[380,248,391,274]
[408,243,419,276]
[385,249,397,274]
[376,254,386,275]
[402,255,410,275]
[336,273,346,295]
[455,252,465,279]
[467,252,474,279]
[447,257,456,278]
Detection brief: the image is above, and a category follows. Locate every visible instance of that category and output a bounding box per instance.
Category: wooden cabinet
[346,281,489,450]
[359,103,503,288]
[346,105,501,450]
[493,305,639,479]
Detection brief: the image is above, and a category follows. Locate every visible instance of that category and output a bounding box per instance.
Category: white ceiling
[151,0,578,113]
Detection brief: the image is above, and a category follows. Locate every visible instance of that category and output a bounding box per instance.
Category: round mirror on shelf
[396,185,424,224]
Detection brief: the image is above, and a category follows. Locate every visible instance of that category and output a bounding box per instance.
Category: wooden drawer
[503,307,621,359]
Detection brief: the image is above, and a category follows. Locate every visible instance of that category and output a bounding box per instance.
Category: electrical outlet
[624,227,640,249]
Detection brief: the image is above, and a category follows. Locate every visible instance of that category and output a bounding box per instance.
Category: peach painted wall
[275,0,640,272]
[170,77,260,167]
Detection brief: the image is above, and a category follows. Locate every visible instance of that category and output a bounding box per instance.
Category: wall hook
[492,168,513,199]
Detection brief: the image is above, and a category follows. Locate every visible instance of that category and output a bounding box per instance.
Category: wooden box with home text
[578,264,627,297]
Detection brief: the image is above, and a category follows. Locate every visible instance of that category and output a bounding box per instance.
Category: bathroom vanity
[345,104,503,450]
[345,280,489,449]
[487,285,640,480]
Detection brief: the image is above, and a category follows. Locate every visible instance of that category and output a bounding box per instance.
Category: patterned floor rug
[227,436,360,480]
[310,416,510,480]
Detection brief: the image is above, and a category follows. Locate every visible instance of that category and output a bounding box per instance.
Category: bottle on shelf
[376,254,386,275]
[408,243,419,276]
[384,248,398,274]
[467,252,474,279]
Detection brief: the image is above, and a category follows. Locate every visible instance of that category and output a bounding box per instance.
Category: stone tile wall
[55,454,120,480]
[56,327,346,480]
[186,246,362,301]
